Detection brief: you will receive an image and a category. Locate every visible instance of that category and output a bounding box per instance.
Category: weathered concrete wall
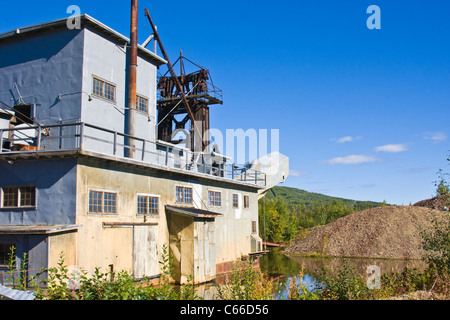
[76,158,159,275]
[48,231,77,269]
[200,184,259,269]
[75,157,260,279]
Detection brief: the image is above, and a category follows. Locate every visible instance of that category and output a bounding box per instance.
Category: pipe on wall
[127,0,138,158]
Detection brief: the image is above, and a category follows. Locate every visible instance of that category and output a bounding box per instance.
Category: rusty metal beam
[144,8,203,151]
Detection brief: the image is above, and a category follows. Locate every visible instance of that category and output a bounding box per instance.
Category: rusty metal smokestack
[127,0,138,158]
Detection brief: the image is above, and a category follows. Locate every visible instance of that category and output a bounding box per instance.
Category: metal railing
[0,122,265,186]
[0,268,45,288]
[156,77,223,103]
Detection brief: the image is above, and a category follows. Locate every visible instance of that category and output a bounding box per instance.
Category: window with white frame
[88,190,117,214]
[92,76,116,102]
[1,186,36,208]
[137,95,149,113]
[137,194,159,215]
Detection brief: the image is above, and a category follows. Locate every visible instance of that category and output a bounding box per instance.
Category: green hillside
[264,186,384,211]
[258,186,385,243]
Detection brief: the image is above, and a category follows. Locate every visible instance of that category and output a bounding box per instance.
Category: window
[149,197,159,214]
[20,186,36,207]
[176,186,183,203]
[137,95,149,113]
[252,221,257,234]
[208,191,221,207]
[89,191,103,213]
[89,190,117,214]
[232,194,239,208]
[1,186,36,208]
[13,104,33,125]
[2,187,18,207]
[92,77,116,102]
[244,195,250,208]
[176,186,192,204]
[0,243,15,266]
[137,195,159,215]
[137,195,148,214]
[103,193,117,214]
[184,188,192,204]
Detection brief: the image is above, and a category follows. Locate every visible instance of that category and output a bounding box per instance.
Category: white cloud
[374,144,408,153]
[333,136,362,144]
[321,154,382,165]
[423,132,447,143]
[289,169,308,177]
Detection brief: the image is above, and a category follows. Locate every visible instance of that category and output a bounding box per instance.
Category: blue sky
[1,0,449,205]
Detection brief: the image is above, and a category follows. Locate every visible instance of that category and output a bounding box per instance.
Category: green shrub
[217,258,274,300]
[34,246,200,300]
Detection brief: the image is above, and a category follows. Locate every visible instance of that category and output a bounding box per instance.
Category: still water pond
[195,247,426,299]
[258,247,427,299]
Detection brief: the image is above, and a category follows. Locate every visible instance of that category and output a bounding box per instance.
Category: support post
[127,0,138,159]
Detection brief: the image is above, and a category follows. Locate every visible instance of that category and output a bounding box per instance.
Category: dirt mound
[413,194,450,211]
[284,206,448,259]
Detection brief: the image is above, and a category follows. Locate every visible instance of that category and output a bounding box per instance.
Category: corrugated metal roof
[166,205,222,219]
[0,224,81,234]
[0,284,35,300]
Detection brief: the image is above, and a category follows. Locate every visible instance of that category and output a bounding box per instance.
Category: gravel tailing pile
[284,205,448,259]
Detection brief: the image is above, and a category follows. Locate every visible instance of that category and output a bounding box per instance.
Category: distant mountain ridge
[264,186,384,210]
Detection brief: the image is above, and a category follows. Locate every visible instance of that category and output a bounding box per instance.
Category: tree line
[258,196,382,244]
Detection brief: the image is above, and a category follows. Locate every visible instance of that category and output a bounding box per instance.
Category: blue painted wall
[0,158,77,225]
[0,234,48,278]
[0,26,84,125]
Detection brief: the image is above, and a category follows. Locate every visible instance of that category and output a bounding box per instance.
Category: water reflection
[258,247,427,299]
[193,247,427,299]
